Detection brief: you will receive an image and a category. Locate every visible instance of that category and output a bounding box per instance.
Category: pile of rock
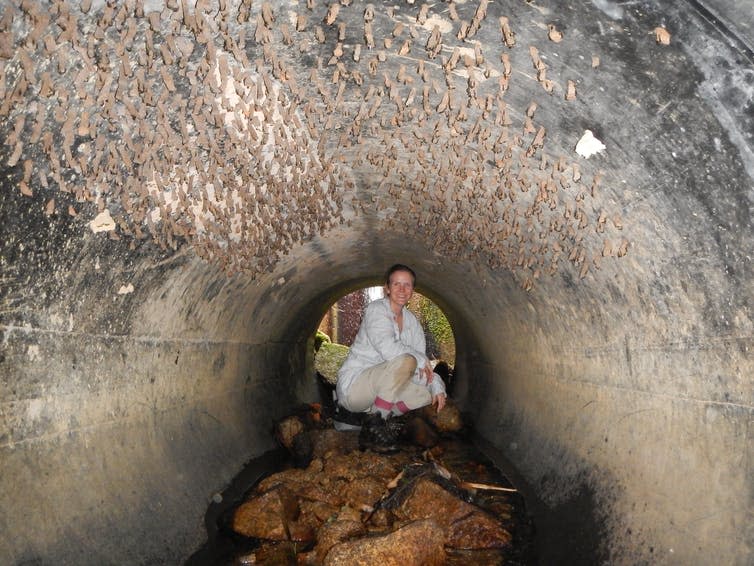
[274,400,466,459]
[230,427,514,565]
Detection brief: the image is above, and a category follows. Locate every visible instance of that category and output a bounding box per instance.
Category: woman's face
[385,270,415,308]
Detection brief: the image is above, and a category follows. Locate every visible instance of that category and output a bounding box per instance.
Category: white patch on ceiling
[27,398,44,419]
[591,0,624,20]
[117,283,135,295]
[89,210,116,233]
[27,344,41,362]
[575,130,606,158]
[421,14,453,34]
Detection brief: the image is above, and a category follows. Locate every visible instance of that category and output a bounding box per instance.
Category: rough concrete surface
[0,0,752,564]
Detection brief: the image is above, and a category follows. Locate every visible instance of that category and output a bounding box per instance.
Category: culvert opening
[186,271,536,565]
[313,285,458,407]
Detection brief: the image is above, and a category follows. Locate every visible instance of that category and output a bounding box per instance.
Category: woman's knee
[396,353,417,374]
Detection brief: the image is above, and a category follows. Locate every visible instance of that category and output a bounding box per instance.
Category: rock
[256,467,312,493]
[402,415,439,448]
[367,507,393,528]
[333,505,363,523]
[342,476,386,509]
[419,398,464,433]
[324,519,445,565]
[323,450,406,483]
[396,478,511,549]
[237,541,298,564]
[287,518,317,543]
[445,511,512,549]
[258,467,345,508]
[296,478,347,507]
[314,518,366,563]
[232,485,300,540]
[291,430,314,468]
[274,404,326,463]
[299,499,340,524]
[275,415,306,449]
[310,429,359,458]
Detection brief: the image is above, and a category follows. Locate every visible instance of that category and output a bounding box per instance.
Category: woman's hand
[432,393,446,413]
[421,363,434,383]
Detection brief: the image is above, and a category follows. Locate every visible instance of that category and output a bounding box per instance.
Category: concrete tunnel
[0,0,751,564]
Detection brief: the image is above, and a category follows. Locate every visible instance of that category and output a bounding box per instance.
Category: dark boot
[359,413,399,454]
[333,404,366,431]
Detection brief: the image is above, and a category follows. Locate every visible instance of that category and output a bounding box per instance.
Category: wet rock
[237,541,298,565]
[342,476,387,509]
[323,449,407,483]
[419,398,464,433]
[291,430,314,468]
[274,406,329,467]
[367,507,394,528]
[275,416,306,450]
[446,511,512,549]
[287,518,317,543]
[298,479,348,508]
[402,415,439,448]
[332,505,363,523]
[314,518,366,563]
[323,519,445,565]
[232,485,300,540]
[256,467,313,493]
[396,478,511,549]
[310,429,359,458]
[299,499,340,524]
[256,465,345,508]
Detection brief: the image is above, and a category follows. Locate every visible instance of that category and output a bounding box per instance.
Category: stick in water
[461,481,518,493]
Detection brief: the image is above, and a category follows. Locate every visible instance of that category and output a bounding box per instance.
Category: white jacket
[336,297,446,401]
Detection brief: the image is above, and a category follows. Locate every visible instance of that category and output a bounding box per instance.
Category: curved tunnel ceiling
[0,0,752,564]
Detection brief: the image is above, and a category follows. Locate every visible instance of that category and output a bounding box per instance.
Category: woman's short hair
[385,264,416,286]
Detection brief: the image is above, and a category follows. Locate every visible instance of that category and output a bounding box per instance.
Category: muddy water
[186,437,536,565]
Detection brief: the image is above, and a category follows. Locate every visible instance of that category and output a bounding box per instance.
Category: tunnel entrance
[316,286,456,364]
[185,279,542,565]
[312,285,458,402]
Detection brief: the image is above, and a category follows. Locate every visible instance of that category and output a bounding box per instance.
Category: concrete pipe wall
[0,1,751,564]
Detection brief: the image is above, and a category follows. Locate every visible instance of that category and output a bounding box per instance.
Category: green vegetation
[314,330,331,351]
[410,294,456,364]
[417,296,454,345]
[314,342,350,385]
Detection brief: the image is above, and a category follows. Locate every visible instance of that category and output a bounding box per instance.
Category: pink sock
[374,396,394,417]
[392,401,410,415]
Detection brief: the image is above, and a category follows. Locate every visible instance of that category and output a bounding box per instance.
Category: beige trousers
[340,354,432,413]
